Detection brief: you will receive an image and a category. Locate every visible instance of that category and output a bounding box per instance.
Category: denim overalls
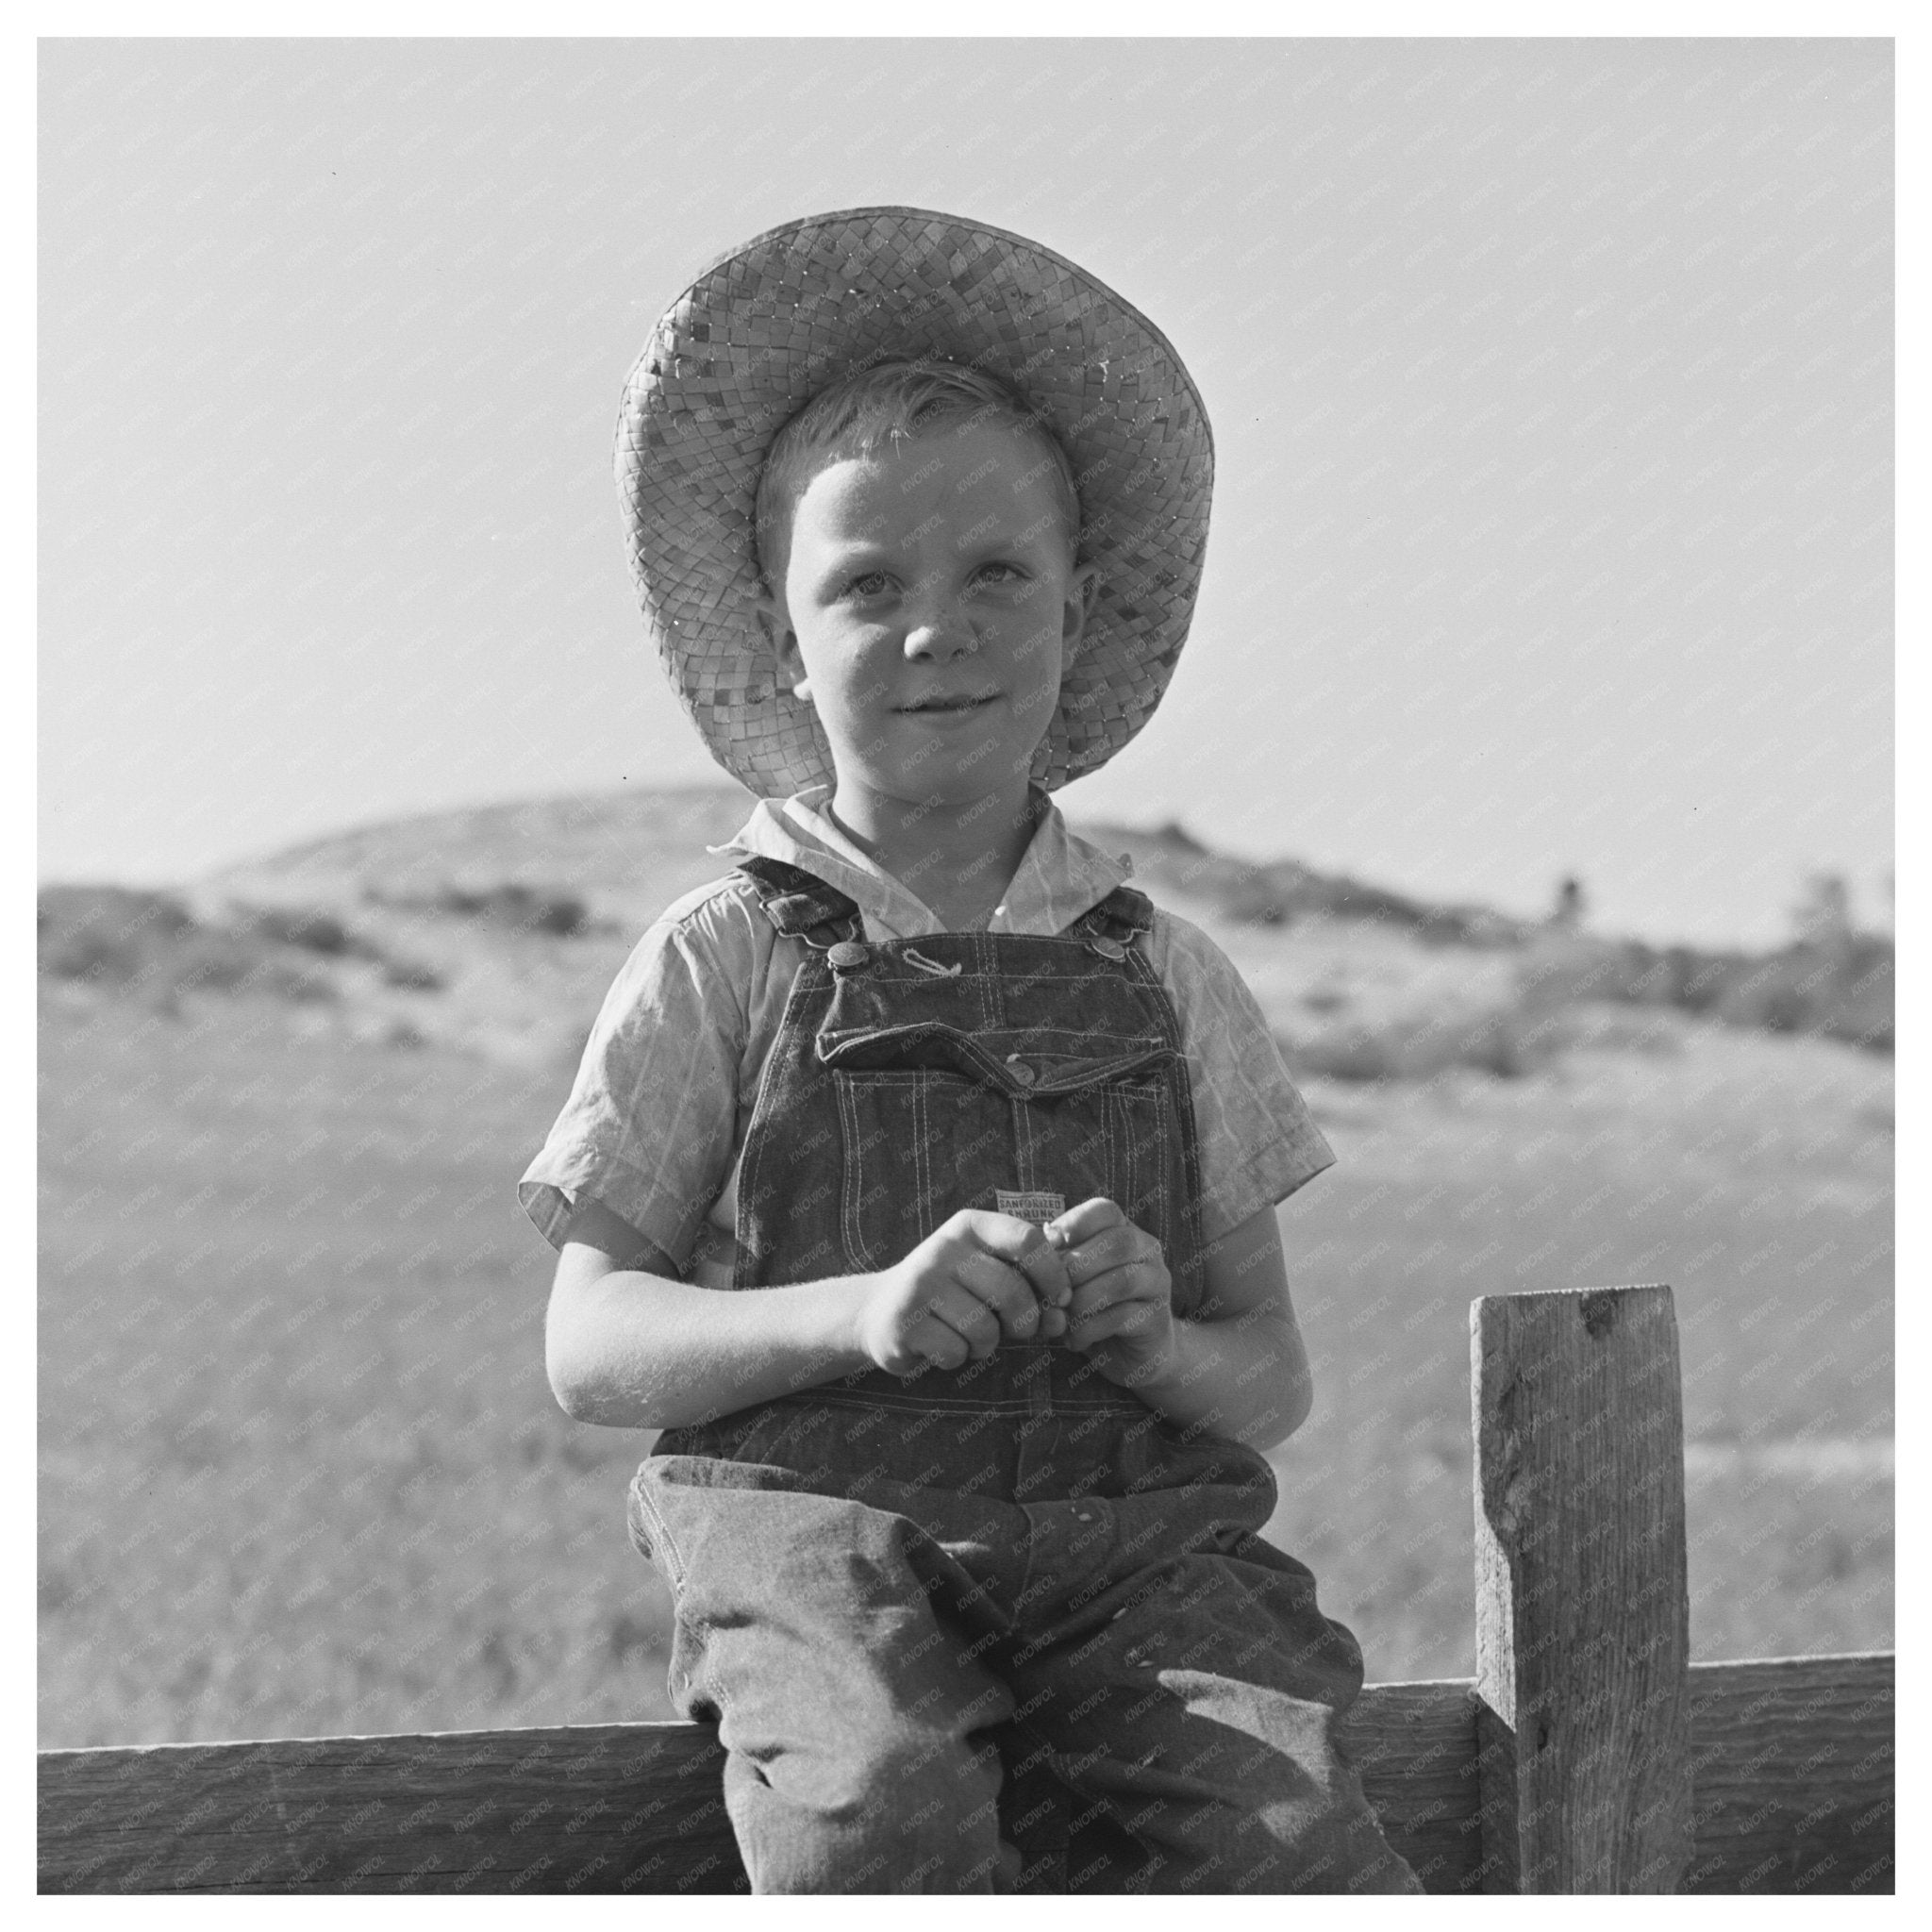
[628,858,1418,1894]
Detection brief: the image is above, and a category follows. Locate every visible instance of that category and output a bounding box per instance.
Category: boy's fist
[858,1210,1073,1377]
[1042,1198,1176,1388]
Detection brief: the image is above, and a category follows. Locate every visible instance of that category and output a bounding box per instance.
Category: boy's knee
[749,1724,1006,1888]
[875,1735,1012,1892]
[830,1725,1000,1827]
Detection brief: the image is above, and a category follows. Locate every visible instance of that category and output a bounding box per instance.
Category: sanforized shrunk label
[995,1190,1066,1226]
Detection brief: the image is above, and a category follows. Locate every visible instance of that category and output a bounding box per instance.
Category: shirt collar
[716,786,1133,941]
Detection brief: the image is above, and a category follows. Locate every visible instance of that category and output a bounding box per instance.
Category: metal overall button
[1085,935,1127,961]
[826,941,870,974]
[1005,1054,1036,1088]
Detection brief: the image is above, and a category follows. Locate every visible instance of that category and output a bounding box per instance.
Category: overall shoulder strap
[735,856,863,947]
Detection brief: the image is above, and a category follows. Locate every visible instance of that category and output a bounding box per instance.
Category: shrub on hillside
[38,887,198,986]
[38,886,441,1006]
[1715,938,1892,1052]
[1092,821,1535,946]
[366,880,600,939]
[438,883,592,937]
[38,888,336,1005]
[1518,931,1892,1055]
[1282,1004,1570,1083]
[236,905,362,958]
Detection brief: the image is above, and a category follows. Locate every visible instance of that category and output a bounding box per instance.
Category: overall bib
[628,859,1419,1895]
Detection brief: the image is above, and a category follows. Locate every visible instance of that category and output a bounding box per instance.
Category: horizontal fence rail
[38,1654,1892,1894]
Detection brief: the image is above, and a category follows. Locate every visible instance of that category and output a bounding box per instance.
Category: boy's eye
[974,561,1026,585]
[843,571,891,598]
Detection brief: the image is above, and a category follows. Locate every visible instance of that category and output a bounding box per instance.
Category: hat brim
[617,206,1214,798]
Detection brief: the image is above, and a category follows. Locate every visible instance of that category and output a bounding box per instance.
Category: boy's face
[759,422,1096,814]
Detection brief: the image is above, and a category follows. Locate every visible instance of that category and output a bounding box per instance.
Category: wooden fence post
[1471,1285,1691,1892]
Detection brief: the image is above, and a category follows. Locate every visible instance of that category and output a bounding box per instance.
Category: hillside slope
[43,784,1891,1075]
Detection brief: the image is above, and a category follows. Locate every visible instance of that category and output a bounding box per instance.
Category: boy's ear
[1060,562,1101,667]
[756,590,810,699]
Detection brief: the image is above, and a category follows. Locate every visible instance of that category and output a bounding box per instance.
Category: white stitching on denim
[1148,1083,1174,1261]
[903,946,960,978]
[911,1072,931,1241]
[732,943,831,1288]
[1127,1082,1146,1212]
[629,1473,687,1591]
[835,1074,877,1274]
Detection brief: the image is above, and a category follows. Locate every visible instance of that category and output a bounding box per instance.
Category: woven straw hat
[616,207,1214,798]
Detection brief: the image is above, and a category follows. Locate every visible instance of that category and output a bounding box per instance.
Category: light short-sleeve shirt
[519,789,1334,1287]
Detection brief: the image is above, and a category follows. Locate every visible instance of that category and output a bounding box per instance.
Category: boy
[521,208,1420,1895]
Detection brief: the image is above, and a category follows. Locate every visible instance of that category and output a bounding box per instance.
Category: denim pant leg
[1008,1520,1423,1893]
[631,1460,1023,1894]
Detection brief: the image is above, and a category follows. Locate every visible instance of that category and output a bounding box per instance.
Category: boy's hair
[753,358,1083,591]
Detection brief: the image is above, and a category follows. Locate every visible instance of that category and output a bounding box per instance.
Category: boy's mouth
[899,691,1000,714]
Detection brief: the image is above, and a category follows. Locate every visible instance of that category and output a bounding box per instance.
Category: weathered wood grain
[38,1655,1892,1893]
[1683,1652,1893,1895]
[1472,1285,1691,1891]
[36,1680,1480,1895]
[37,1723,747,1894]
[1340,1678,1483,1892]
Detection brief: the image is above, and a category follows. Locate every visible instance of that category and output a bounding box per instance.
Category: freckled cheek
[806,657,895,710]
[1007,627,1068,692]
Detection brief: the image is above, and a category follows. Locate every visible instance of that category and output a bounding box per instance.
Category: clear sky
[39,36,1892,946]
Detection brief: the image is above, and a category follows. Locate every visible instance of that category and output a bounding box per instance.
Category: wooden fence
[38,1286,1894,1894]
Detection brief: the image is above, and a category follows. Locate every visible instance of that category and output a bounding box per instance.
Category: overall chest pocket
[829,1053,1177,1274]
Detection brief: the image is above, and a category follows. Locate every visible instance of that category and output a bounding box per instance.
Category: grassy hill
[39,788,1892,1748]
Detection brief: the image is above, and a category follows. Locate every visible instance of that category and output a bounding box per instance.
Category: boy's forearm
[547,1268,874,1430]
[1129,1312,1313,1452]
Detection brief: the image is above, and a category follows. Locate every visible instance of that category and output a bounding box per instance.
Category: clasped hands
[854,1199,1174,1388]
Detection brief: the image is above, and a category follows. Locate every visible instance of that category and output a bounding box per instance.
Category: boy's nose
[902,604,977,659]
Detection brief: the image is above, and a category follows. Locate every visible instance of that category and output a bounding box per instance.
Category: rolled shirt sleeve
[1145,908,1336,1242]
[517,879,757,1268]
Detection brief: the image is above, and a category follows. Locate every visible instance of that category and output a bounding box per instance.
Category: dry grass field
[38,789,1892,1749]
